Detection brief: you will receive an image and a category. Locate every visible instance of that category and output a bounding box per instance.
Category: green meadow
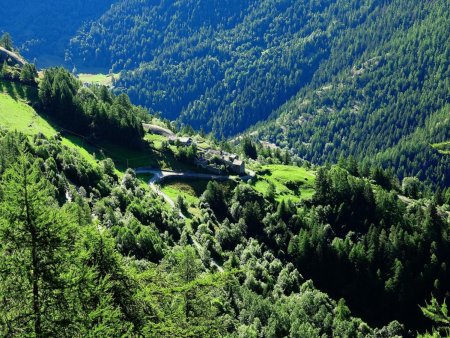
[252,164,315,202]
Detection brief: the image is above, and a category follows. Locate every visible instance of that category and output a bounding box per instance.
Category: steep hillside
[65,0,450,187]
[0,0,115,67]
[3,0,447,187]
[0,67,449,335]
[253,0,450,186]
[67,0,381,133]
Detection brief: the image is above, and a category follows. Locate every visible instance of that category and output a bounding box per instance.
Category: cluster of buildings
[197,149,245,175]
[167,135,245,175]
[168,135,193,147]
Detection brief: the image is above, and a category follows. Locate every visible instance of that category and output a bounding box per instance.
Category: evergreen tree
[313,167,331,204]
[0,60,8,78]
[0,152,73,336]
[419,297,450,337]
[0,32,13,50]
[20,63,38,84]
[242,137,258,160]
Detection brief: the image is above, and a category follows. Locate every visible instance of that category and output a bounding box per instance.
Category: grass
[161,180,205,219]
[162,181,202,205]
[0,93,56,137]
[0,80,202,176]
[0,91,104,167]
[77,73,118,87]
[144,133,167,149]
[60,134,102,166]
[0,79,39,102]
[161,178,237,218]
[252,164,316,202]
[0,79,314,209]
[94,140,200,172]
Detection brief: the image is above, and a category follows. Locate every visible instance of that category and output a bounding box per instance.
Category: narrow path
[142,124,175,137]
[137,168,225,272]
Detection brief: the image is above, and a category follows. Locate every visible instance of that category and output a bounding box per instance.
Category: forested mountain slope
[253,0,450,186]
[4,0,449,187]
[0,0,114,67]
[0,73,419,337]
[1,39,449,335]
[67,0,385,133]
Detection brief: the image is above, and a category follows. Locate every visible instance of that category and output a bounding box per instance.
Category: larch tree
[0,152,73,336]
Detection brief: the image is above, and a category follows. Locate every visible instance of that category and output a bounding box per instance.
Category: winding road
[135,168,230,272]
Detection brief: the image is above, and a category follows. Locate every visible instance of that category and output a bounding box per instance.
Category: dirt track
[0,47,27,67]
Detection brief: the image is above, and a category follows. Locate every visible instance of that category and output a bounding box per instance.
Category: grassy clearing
[0,92,103,168]
[145,133,167,149]
[145,134,167,143]
[77,73,118,87]
[0,93,56,137]
[0,85,103,168]
[60,135,102,167]
[192,135,212,150]
[162,182,202,206]
[252,164,316,202]
[161,180,204,219]
[161,179,237,218]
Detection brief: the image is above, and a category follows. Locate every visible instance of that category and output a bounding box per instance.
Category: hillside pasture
[77,73,117,87]
[161,178,237,218]
[252,164,315,201]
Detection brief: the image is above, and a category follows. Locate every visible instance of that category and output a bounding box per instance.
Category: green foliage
[402,176,421,199]
[256,0,450,187]
[0,152,71,336]
[0,32,13,51]
[242,137,258,160]
[419,297,450,337]
[19,63,38,84]
[67,0,358,135]
[176,144,197,164]
[201,181,228,218]
[0,1,115,65]
[0,113,446,336]
[38,67,147,148]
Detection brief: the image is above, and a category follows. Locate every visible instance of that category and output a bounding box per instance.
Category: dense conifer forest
[0,64,448,336]
[65,0,450,187]
[0,1,450,337]
[0,0,115,66]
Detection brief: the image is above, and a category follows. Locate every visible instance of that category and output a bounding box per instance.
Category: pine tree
[20,63,38,84]
[67,225,135,335]
[0,60,8,79]
[313,167,331,204]
[0,152,73,336]
[0,32,13,50]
